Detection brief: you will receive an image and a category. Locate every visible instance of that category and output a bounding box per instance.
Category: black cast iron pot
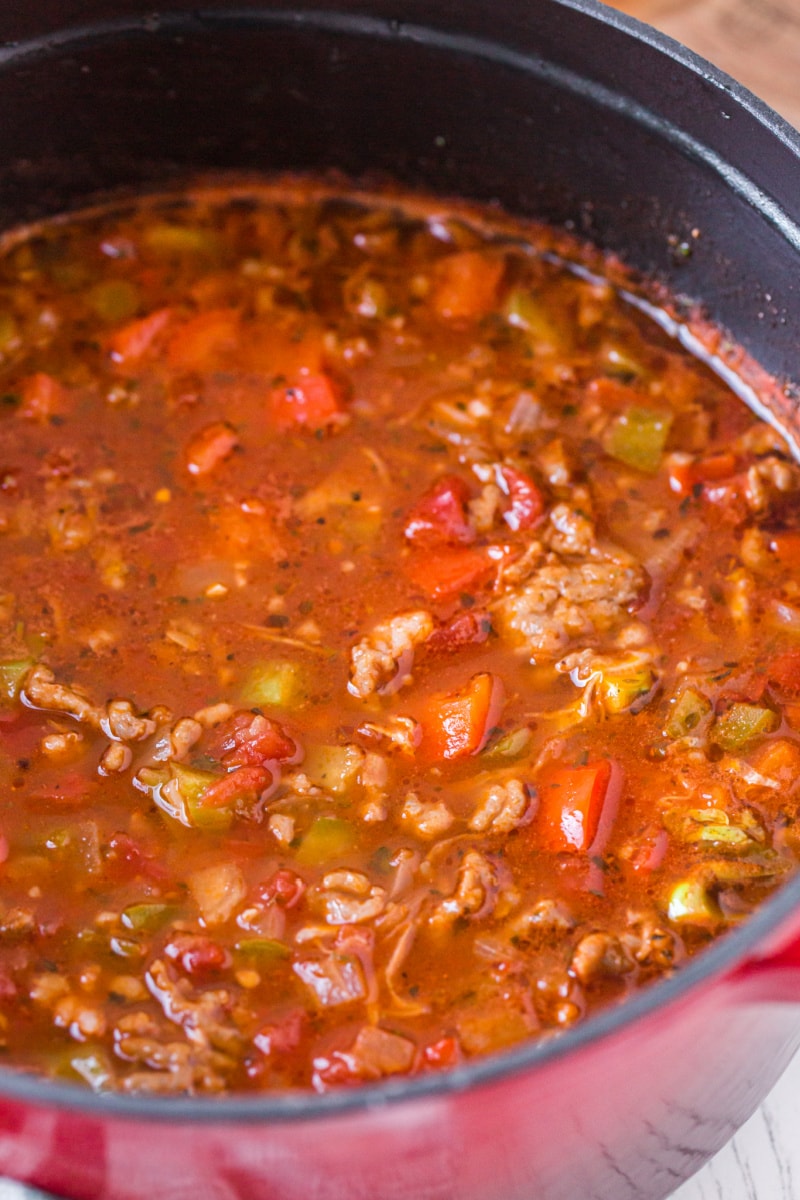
[0,3,799,1198]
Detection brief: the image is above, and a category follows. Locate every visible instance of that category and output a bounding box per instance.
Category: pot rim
[1,0,799,1125]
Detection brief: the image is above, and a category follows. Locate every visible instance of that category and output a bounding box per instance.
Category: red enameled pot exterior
[1,2,800,1197]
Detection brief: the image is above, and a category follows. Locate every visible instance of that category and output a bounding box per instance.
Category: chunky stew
[0,185,799,1095]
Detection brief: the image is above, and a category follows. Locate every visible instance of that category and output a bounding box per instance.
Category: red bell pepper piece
[404,475,475,544]
[421,672,504,760]
[406,546,491,601]
[536,760,612,853]
[496,464,544,531]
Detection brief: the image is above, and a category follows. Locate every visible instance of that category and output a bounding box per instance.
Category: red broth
[0,184,798,1094]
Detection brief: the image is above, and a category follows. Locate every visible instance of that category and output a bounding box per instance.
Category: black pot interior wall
[0,1,798,387]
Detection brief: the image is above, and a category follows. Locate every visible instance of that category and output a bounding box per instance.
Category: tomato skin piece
[406,546,491,601]
[536,761,613,853]
[206,711,299,767]
[421,672,504,761]
[404,475,475,544]
[268,372,343,431]
[497,465,544,531]
[431,251,505,321]
[197,764,273,809]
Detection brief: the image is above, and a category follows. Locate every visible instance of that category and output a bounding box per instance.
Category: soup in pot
[0,184,798,1094]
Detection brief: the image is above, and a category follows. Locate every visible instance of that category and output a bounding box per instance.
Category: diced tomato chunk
[167,309,241,371]
[750,737,800,783]
[701,475,749,524]
[31,771,98,805]
[425,610,492,655]
[404,475,475,544]
[207,711,298,767]
[107,307,172,364]
[185,420,239,477]
[585,376,640,410]
[254,1009,307,1057]
[311,1051,362,1091]
[104,833,167,882]
[668,452,738,496]
[165,934,230,975]
[258,869,306,910]
[406,546,491,602]
[197,764,273,809]
[423,1035,462,1069]
[268,371,343,431]
[767,532,800,570]
[768,650,800,697]
[536,760,613,853]
[421,672,504,761]
[19,373,67,421]
[244,323,326,378]
[431,251,505,321]
[496,464,545,531]
[626,826,668,873]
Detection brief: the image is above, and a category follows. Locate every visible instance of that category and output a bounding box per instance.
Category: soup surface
[0,185,799,1095]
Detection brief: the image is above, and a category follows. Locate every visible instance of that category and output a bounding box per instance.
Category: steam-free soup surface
[0,187,799,1094]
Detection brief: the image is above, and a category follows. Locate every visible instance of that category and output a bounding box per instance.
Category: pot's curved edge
[565,0,800,143]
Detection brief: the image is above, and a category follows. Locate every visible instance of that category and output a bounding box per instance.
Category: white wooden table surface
[670,1049,800,1200]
